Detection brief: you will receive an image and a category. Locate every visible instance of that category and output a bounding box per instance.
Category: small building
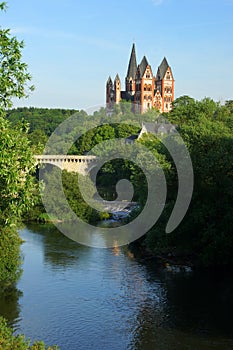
[138,122,177,138]
[124,120,177,145]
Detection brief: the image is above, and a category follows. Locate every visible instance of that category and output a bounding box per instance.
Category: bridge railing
[35,155,97,163]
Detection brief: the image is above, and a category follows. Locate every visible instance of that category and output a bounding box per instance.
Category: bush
[0,316,59,349]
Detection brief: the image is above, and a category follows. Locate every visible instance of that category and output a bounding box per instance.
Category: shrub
[0,316,59,349]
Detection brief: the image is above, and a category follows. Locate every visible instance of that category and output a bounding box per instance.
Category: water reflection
[27,223,85,268]
[0,287,22,329]
[130,260,233,350]
[0,224,233,350]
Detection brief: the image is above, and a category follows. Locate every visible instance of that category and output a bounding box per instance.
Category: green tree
[0,2,37,287]
[142,97,233,267]
[0,2,34,111]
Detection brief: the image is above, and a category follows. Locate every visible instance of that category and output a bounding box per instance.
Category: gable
[142,66,153,79]
[164,67,174,81]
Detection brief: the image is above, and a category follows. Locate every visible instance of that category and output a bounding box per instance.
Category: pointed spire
[115,73,120,82]
[126,43,137,79]
[139,55,149,77]
[158,57,169,79]
[107,76,113,85]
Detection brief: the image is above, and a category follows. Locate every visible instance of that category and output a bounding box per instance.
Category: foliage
[0,3,34,111]
[0,3,37,287]
[73,123,139,155]
[0,227,22,288]
[143,97,233,267]
[0,116,39,285]
[27,167,102,223]
[6,107,79,136]
[0,316,59,349]
[0,117,38,287]
[0,117,37,226]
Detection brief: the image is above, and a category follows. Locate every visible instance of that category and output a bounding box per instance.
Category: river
[1,224,233,350]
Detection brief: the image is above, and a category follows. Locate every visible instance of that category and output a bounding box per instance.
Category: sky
[1,0,233,110]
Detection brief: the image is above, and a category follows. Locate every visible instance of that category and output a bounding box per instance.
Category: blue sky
[1,0,233,110]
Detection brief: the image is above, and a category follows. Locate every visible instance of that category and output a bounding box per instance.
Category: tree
[142,97,233,267]
[0,2,37,287]
[0,2,34,112]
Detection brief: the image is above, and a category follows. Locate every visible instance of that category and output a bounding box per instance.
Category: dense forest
[6,97,233,268]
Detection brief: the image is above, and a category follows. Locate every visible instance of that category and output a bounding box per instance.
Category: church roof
[158,57,169,79]
[141,122,176,135]
[126,43,137,79]
[139,56,149,77]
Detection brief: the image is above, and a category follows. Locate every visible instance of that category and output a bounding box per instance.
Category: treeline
[6,107,79,135]
[5,107,79,153]
[5,104,154,154]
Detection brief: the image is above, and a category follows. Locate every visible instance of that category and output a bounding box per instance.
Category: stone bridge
[35,155,98,175]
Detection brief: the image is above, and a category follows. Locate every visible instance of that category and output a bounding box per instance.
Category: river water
[1,224,233,350]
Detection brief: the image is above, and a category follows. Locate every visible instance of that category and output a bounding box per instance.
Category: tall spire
[126,43,137,79]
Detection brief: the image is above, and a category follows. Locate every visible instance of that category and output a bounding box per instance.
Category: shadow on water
[0,287,22,329]
[26,223,87,268]
[130,259,233,350]
[1,223,233,350]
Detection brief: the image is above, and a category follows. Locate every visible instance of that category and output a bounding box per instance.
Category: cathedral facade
[106,44,175,113]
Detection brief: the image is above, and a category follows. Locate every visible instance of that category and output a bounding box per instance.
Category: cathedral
[106,44,175,113]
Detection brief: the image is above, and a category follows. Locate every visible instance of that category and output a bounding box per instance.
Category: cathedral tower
[155,57,174,113]
[125,43,137,96]
[106,76,114,109]
[134,56,155,113]
[114,74,121,104]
